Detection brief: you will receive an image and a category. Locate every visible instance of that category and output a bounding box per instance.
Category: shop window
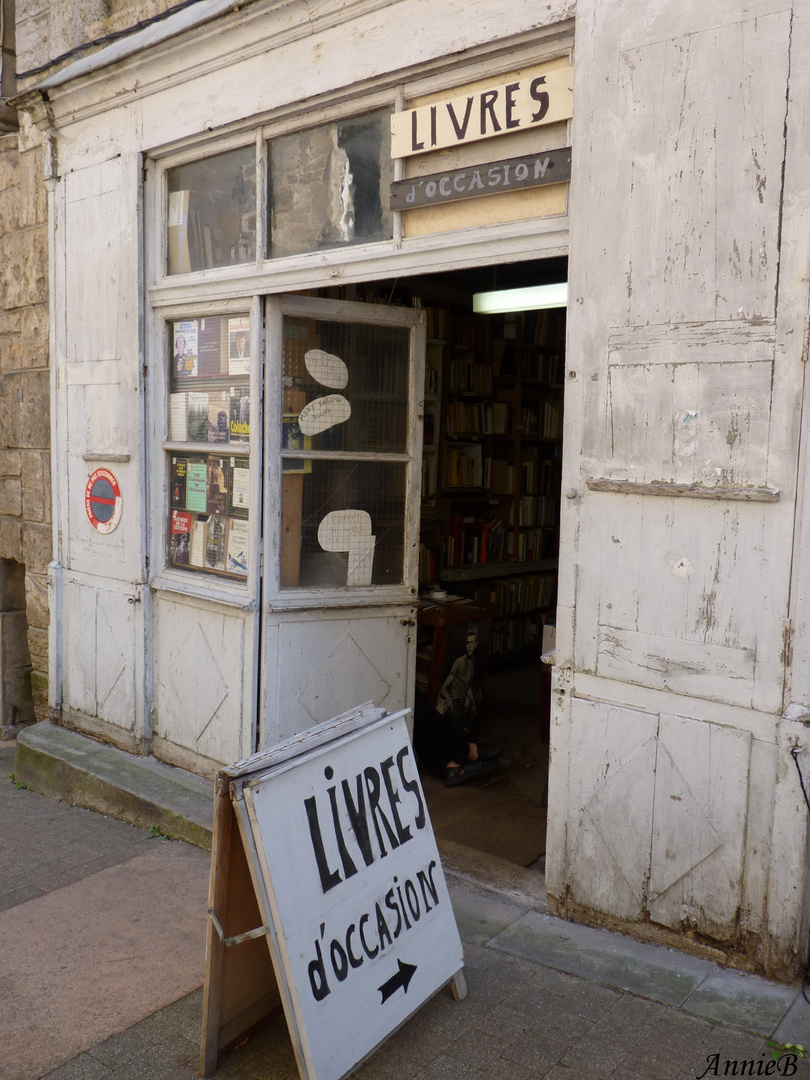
[268,110,393,259]
[167,312,252,578]
[167,145,256,274]
[280,313,410,588]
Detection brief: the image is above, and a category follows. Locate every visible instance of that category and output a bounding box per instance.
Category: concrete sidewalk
[5,727,810,1080]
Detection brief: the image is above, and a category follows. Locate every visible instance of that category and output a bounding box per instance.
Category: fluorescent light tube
[472,283,568,314]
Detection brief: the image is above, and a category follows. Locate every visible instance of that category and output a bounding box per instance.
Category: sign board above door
[391,64,573,159]
[390,147,572,210]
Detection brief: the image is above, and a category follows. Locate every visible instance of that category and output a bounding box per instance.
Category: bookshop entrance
[335,255,567,872]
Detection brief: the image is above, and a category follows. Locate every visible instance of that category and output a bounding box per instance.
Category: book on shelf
[169,394,188,441]
[208,391,231,443]
[186,392,209,442]
[229,388,250,442]
[207,457,229,517]
[170,457,187,509]
[444,444,483,488]
[226,518,249,576]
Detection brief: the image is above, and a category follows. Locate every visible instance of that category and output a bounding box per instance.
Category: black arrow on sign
[378,959,417,1003]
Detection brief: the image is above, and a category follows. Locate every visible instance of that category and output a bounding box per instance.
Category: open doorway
[313,255,566,871]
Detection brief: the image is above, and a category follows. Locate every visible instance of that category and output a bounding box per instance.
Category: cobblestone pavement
[4,742,810,1080]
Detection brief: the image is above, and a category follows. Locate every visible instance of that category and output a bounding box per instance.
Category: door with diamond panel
[260,295,425,747]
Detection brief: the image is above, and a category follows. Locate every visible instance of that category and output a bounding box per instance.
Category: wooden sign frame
[200,703,467,1080]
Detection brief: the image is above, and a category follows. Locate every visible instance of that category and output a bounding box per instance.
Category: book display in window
[166,312,252,580]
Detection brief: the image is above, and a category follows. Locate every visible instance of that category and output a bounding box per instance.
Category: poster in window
[228,458,250,519]
[170,457,187,508]
[172,319,198,377]
[229,387,250,442]
[207,457,229,517]
[281,414,312,474]
[189,516,207,567]
[197,317,224,376]
[205,515,227,572]
[229,316,250,376]
[226,518,249,576]
[170,510,191,565]
[208,390,231,443]
[186,461,208,513]
[187,392,209,442]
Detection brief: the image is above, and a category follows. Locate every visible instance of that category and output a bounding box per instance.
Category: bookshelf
[418,304,565,664]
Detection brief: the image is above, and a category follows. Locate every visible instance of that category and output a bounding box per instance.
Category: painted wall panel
[620,13,787,326]
[565,697,657,920]
[61,576,138,734]
[153,595,254,767]
[266,609,411,747]
[60,158,143,582]
[648,713,751,936]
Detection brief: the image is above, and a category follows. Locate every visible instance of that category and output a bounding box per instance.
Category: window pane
[166,313,251,581]
[169,454,250,577]
[268,110,393,258]
[280,460,406,588]
[282,315,409,453]
[169,314,251,443]
[167,146,256,274]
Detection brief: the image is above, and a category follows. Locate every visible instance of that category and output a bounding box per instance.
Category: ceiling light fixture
[472,282,568,314]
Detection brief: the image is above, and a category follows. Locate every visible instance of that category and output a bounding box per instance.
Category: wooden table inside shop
[417,599,497,706]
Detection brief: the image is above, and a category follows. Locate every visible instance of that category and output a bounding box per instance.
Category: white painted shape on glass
[299,394,351,435]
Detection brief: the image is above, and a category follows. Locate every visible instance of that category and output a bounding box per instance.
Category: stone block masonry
[0,116,51,729]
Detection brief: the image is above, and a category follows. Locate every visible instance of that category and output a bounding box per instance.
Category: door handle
[400,619,415,626]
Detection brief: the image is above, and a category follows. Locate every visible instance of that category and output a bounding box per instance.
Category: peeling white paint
[671,556,694,579]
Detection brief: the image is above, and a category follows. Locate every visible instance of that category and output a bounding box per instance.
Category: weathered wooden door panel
[153,595,255,768]
[606,355,773,487]
[61,159,143,583]
[62,576,138,732]
[262,609,414,748]
[648,713,751,936]
[565,698,657,920]
[619,13,789,326]
[565,698,752,935]
[587,494,775,709]
[597,627,756,708]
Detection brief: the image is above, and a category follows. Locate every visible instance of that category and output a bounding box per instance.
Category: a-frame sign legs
[200,778,282,1076]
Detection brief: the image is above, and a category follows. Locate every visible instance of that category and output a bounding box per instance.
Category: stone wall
[0,111,50,728]
[16,0,196,75]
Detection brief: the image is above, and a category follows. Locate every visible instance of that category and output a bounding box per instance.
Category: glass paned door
[261,294,425,745]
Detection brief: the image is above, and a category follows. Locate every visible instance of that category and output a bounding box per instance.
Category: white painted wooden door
[260,295,425,748]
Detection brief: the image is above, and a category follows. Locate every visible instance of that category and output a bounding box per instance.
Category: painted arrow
[378,959,417,1003]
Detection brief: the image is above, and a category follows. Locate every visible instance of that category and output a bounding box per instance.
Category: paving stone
[448,883,526,945]
[476,1001,535,1042]
[605,990,666,1027]
[560,1037,634,1077]
[502,1028,571,1073]
[771,991,810,1047]
[476,1059,543,1080]
[413,1052,484,1080]
[683,969,797,1034]
[546,1066,598,1080]
[491,910,715,1006]
[445,1026,513,1068]
[42,1055,113,1080]
[539,973,622,1021]
[526,997,599,1044]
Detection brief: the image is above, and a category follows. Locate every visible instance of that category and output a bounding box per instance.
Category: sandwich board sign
[200,703,466,1080]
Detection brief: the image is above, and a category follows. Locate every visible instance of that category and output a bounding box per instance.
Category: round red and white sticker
[84,469,123,533]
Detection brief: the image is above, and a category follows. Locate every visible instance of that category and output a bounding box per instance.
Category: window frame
[263,293,425,611]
